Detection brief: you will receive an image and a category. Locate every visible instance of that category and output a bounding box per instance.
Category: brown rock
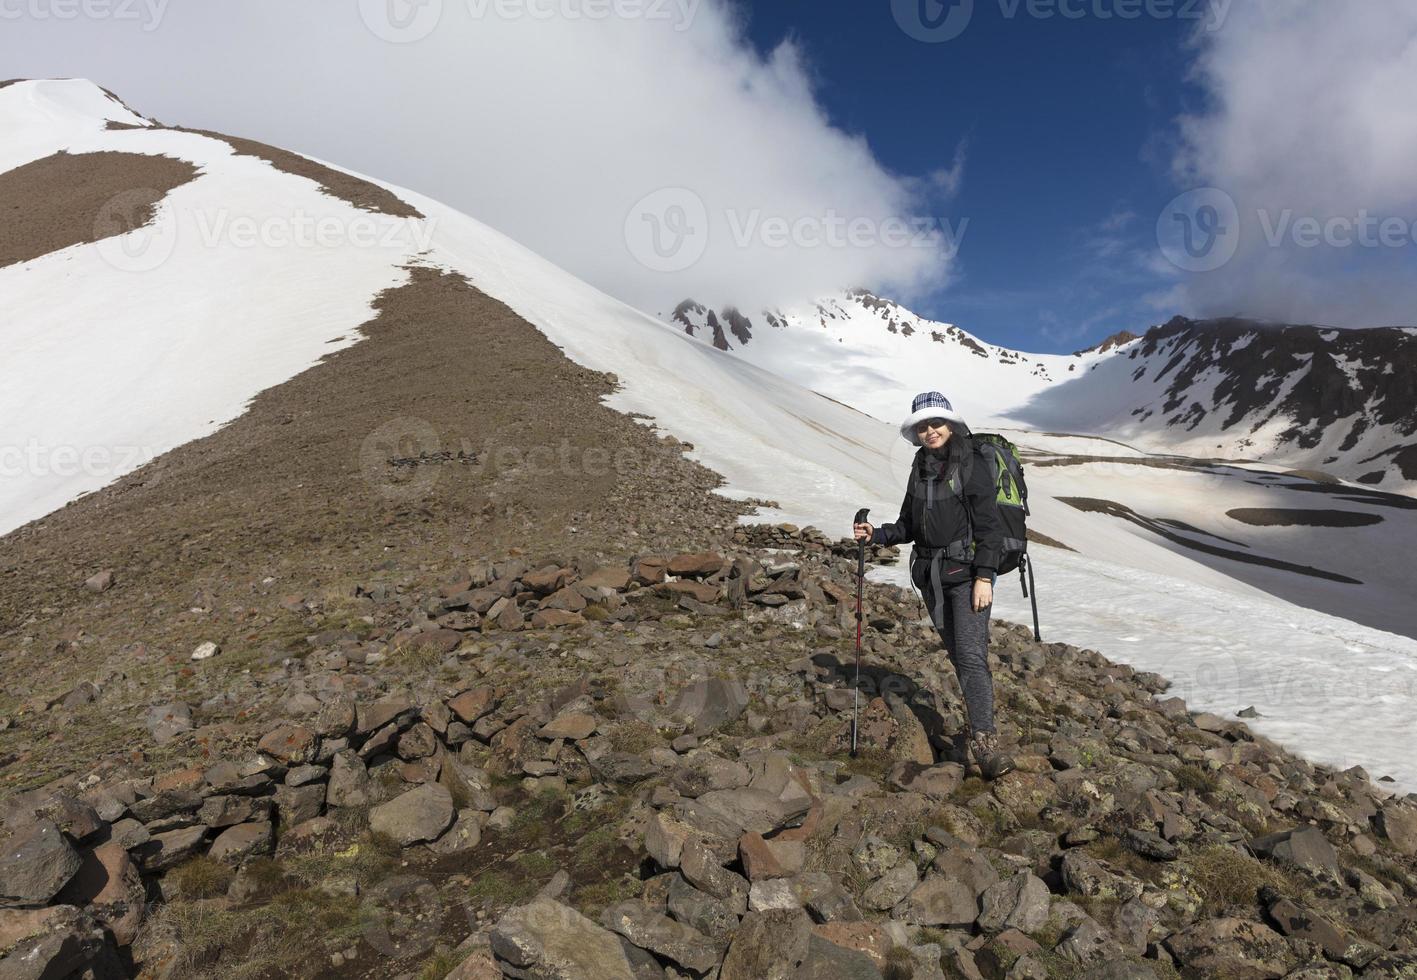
[401,628,464,655]
[355,695,412,735]
[208,821,275,863]
[581,565,631,591]
[542,586,587,612]
[667,552,726,578]
[539,712,597,741]
[54,841,146,946]
[631,556,669,585]
[257,724,318,764]
[84,570,115,592]
[448,688,496,724]
[530,608,586,628]
[739,832,785,881]
[397,722,439,760]
[523,564,575,595]
[812,921,889,971]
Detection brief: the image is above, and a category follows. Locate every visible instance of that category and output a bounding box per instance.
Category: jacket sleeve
[871,482,915,546]
[964,455,1004,576]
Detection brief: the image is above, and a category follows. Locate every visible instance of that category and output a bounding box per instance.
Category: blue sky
[741,0,1205,353]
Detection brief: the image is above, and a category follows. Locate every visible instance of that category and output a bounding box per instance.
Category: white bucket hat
[899,390,966,446]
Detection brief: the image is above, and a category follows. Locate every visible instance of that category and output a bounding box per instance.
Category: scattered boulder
[368,783,454,847]
[144,702,192,744]
[490,897,636,980]
[0,820,82,906]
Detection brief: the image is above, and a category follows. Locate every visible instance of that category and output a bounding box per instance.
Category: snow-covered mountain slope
[672,299,1417,495]
[6,79,1417,791]
[668,292,1108,431]
[1013,316,1417,495]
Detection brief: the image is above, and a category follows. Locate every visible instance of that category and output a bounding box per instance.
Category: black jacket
[872,442,1005,585]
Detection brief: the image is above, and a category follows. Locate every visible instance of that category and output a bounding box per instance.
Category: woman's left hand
[972,578,993,612]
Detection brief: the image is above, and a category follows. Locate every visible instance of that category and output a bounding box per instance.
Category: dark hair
[923,420,972,475]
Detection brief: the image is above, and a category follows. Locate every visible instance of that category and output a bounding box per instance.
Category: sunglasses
[914,418,950,433]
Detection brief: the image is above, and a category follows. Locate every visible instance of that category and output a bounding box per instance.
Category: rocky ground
[2,526,1415,979]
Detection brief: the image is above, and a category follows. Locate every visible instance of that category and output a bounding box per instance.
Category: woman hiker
[853,391,1016,780]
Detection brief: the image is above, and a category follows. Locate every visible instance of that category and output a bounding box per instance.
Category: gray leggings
[919,567,996,735]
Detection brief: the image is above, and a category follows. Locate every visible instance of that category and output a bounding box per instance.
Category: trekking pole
[1020,554,1041,642]
[851,507,869,757]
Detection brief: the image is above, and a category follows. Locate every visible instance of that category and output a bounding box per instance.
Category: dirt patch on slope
[0,267,754,788]
[1227,508,1383,528]
[178,128,422,219]
[0,150,199,268]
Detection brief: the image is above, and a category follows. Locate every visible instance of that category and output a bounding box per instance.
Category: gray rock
[682,788,810,837]
[1163,917,1295,977]
[0,905,124,980]
[591,752,660,785]
[144,702,192,744]
[197,794,272,829]
[1249,825,1339,875]
[978,872,1050,934]
[666,874,740,941]
[680,837,749,906]
[327,750,374,807]
[1374,803,1417,856]
[0,820,82,905]
[274,783,326,827]
[1054,916,1121,965]
[490,897,637,980]
[720,908,811,980]
[428,809,484,855]
[893,875,979,928]
[797,933,883,980]
[600,900,721,973]
[931,846,999,897]
[1060,849,1118,897]
[1123,828,1178,861]
[369,783,454,846]
[861,862,917,911]
[208,821,274,863]
[670,678,749,735]
[748,878,800,912]
[133,825,208,872]
[851,836,900,880]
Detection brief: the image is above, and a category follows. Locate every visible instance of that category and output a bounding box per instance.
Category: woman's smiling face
[915,418,950,450]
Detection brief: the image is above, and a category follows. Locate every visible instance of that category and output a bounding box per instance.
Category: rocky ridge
[0,528,1415,979]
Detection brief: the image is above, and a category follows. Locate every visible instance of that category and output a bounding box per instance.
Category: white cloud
[1171,0,1417,327]
[0,0,954,316]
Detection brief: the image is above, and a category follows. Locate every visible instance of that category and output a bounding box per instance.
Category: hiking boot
[968,729,1015,781]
